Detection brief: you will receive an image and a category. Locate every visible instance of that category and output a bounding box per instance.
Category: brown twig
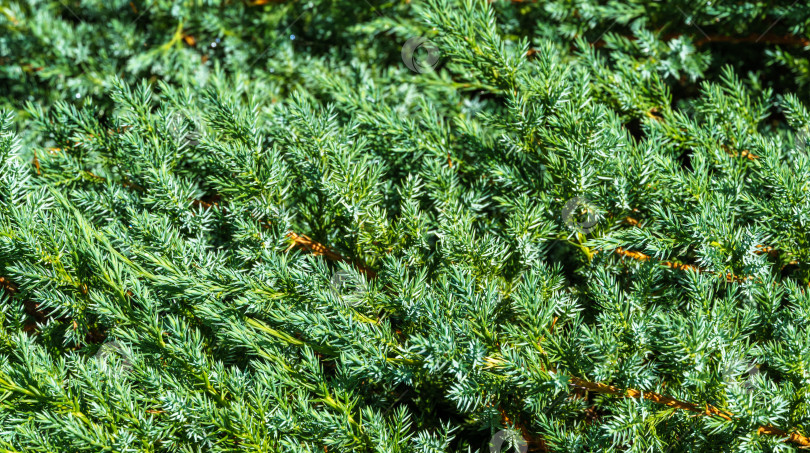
[568,377,810,447]
[613,246,777,284]
[720,144,759,160]
[1,276,47,332]
[0,276,17,294]
[536,311,809,446]
[285,231,377,278]
[615,247,700,273]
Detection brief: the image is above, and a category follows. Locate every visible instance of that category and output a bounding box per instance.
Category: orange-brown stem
[285,231,377,278]
[569,377,810,447]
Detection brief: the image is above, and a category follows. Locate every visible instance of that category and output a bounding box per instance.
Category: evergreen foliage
[1,0,810,451]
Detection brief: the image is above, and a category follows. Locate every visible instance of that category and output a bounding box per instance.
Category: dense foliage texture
[1,0,810,451]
